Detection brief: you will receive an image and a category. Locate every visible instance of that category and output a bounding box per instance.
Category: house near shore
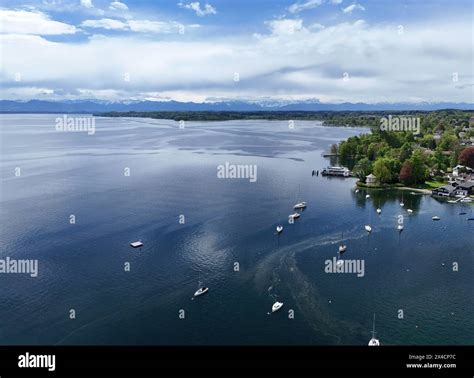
[432,180,474,198]
[366,174,378,186]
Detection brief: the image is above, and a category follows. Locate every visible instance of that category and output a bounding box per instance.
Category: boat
[355,189,360,193]
[447,200,457,204]
[194,286,209,297]
[365,194,371,199]
[397,224,404,232]
[271,301,284,313]
[368,314,380,346]
[365,225,372,233]
[461,197,472,203]
[400,192,404,207]
[276,225,283,234]
[432,216,441,221]
[338,232,347,253]
[321,166,350,177]
[407,209,413,214]
[288,212,300,220]
[293,201,307,210]
[130,240,143,248]
[410,191,417,195]
[376,207,382,214]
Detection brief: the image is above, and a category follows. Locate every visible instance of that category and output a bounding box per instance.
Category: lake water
[0,114,472,345]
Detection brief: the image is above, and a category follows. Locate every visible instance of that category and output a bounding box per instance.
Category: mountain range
[0,100,472,113]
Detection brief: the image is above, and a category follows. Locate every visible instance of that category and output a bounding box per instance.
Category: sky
[0,0,473,104]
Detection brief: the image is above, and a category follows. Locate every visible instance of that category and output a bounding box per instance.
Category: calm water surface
[0,114,472,345]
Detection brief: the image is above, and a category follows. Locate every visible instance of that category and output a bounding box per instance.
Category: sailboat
[365,206,372,233]
[407,209,413,214]
[276,225,283,234]
[376,200,382,214]
[400,192,405,207]
[293,185,307,210]
[397,223,404,232]
[368,313,380,346]
[338,232,347,253]
[193,274,209,298]
[271,301,284,313]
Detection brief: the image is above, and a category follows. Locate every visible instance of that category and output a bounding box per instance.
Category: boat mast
[372,313,376,339]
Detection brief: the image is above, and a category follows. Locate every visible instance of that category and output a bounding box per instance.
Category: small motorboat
[355,189,360,193]
[432,216,441,221]
[461,197,472,203]
[407,209,413,214]
[376,208,382,215]
[400,202,405,207]
[289,212,301,220]
[365,194,371,199]
[397,224,404,232]
[365,225,372,233]
[447,200,457,204]
[276,225,283,234]
[293,201,307,210]
[130,240,143,248]
[194,287,209,297]
[271,301,284,313]
[339,244,347,253]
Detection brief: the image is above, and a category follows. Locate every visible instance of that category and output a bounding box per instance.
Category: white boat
[365,225,372,233]
[432,216,441,221]
[276,225,283,234]
[407,209,413,214]
[376,208,382,214]
[355,189,360,193]
[365,194,370,199]
[289,212,300,220]
[338,232,347,253]
[130,240,143,248]
[447,200,457,204]
[397,224,404,232]
[461,197,472,203]
[194,287,209,297]
[400,202,404,207]
[271,301,284,313]
[368,314,380,346]
[293,201,307,210]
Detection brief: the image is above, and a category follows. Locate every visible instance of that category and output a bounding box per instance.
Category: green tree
[353,158,373,182]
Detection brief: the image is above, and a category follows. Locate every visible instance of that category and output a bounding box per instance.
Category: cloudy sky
[0,0,472,103]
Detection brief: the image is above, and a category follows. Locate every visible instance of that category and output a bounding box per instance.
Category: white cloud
[1,16,472,104]
[331,0,343,4]
[109,1,129,11]
[0,9,76,35]
[81,18,187,33]
[179,2,217,17]
[80,0,94,8]
[81,18,128,30]
[288,0,323,14]
[343,3,365,14]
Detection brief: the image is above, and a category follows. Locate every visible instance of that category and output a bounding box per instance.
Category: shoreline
[355,181,432,194]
